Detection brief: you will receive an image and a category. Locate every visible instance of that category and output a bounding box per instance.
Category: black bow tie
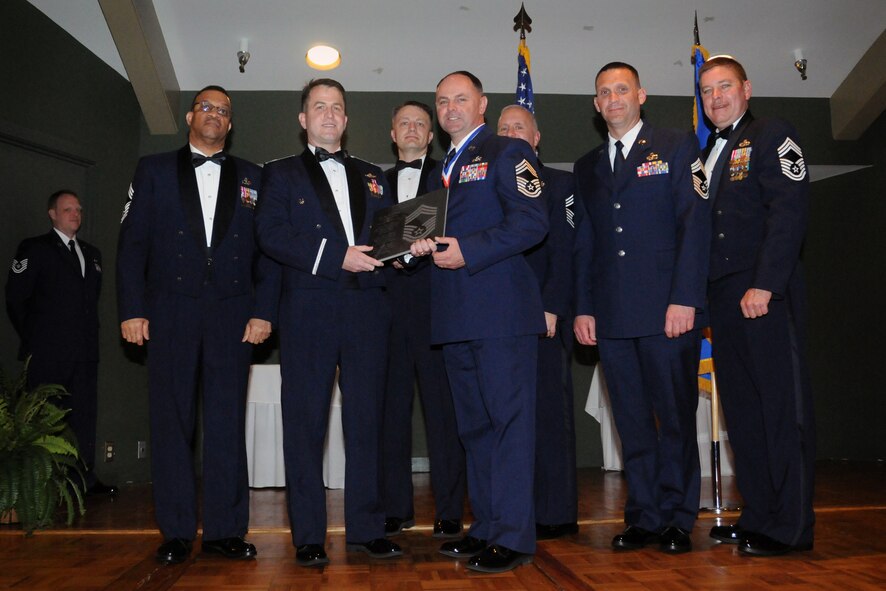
[395,159,422,171]
[315,147,348,165]
[703,126,733,158]
[191,152,226,168]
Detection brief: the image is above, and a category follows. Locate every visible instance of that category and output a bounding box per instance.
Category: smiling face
[391,105,433,159]
[435,73,487,145]
[593,67,646,139]
[185,89,232,152]
[699,64,752,130]
[299,84,348,151]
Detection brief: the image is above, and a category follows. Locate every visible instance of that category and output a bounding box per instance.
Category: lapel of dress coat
[300,148,349,240]
[344,157,366,241]
[418,156,437,196]
[593,143,613,194]
[708,112,754,203]
[177,146,211,252]
[384,167,400,202]
[209,156,237,249]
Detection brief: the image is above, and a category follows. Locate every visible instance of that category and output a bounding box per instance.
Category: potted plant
[0,358,85,534]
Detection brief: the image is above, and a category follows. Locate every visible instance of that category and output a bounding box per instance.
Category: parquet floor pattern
[2,461,883,590]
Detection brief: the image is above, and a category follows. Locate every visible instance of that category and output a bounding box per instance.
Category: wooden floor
[2,460,884,590]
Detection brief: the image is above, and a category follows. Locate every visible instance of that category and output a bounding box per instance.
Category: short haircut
[391,100,434,122]
[595,62,641,88]
[436,70,484,93]
[301,78,347,112]
[500,103,536,121]
[48,189,79,210]
[698,55,748,82]
[191,85,231,107]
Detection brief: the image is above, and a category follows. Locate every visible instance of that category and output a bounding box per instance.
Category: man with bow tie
[255,78,401,567]
[380,101,466,541]
[699,55,815,557]
[117,85,280,565]
[573,62,711,554]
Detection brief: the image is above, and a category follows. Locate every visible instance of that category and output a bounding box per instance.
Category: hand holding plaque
[368,188,448,262]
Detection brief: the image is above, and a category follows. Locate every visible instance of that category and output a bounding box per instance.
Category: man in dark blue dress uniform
[700,55,815,557]
[410,71,548,573]
[6,189,115,496]
[255,79,402,567]
[117,85,279,564]
[573,62,711,554]
[382,100,466,540]
[497,105,580,540]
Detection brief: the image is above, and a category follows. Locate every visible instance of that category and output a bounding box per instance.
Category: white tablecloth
[245,364,346,489]
[585,364,735,477]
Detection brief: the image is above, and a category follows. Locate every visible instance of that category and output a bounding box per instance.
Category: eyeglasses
[193,100,232,118]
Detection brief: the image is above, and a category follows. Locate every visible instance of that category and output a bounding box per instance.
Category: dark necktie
[67,239,82,277]
[315,147,348,165]
[191,152,226,168]
[703,126,732,160]
[442,148,457,171]
[395,159,422,171]
[612,140,625,176]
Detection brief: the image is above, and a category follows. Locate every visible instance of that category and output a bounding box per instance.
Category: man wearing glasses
[117,85,280,565]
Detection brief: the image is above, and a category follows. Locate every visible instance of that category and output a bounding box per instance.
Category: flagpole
[700,330,740,514]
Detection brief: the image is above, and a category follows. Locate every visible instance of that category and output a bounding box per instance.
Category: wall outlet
[104,441,115,462]
[137,440,147,459]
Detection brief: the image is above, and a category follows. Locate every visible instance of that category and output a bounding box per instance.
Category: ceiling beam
[830,28,886,140]
[98,0,179,135]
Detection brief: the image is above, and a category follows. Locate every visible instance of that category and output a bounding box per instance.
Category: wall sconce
[306,45,341,70]
[238,38,250,73]
[793,49,807,81]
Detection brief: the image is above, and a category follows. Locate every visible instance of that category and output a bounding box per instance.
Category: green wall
[3,0,883,486]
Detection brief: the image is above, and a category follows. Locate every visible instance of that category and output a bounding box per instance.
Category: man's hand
[431,236,464,270]
[410,236,465,270]
[343,245,384,273]
[574,314,597,346]
[664,304,695,338]
[121,318,149,346]
[544,311,558,338]
[740,288,772,319]
[242,318,272,344]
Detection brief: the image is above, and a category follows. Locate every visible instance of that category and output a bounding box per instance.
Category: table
[245,364,346,489]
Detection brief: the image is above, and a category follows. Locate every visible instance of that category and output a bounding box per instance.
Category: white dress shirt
[191,143,222,247]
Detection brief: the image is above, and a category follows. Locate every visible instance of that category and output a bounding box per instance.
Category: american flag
[516,38,535,113]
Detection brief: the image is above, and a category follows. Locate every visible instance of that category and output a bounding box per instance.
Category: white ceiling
[29,0,886,98]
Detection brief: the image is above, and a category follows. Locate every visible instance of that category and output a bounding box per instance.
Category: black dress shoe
[296,544,329,567]
[433,518,463,538]
[384,516,415,536]
[659,526,692,553]
[156,538,192,564]
[710,524,744,544]
[611,525,661,550]
[201,537,257,559]
[466,544,533,573]
[345,538,403,558]
[536,522,579,540]
[86,480,118,497]
[439,535,487,558]
[738,532,813,557]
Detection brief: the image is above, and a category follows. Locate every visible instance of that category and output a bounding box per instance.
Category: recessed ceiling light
[306,45,341,70]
